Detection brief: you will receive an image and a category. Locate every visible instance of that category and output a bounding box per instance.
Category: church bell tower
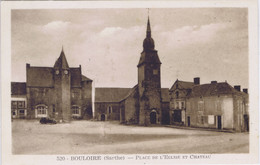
[137,16,162,125]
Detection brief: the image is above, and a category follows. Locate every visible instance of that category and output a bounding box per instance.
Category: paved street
[12,120,249,154]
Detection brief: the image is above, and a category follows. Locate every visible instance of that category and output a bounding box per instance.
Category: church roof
[143,16,155,51]
[95,88,132,103]
[138,17,161,67]
[11,82,26,95]
[187,82,245,98]
[95,86,170,103]
[138,51,161,67]
[120,85,139,102]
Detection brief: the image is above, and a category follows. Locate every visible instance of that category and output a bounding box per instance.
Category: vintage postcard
[1,0,259,165]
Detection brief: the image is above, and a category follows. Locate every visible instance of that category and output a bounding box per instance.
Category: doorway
[217,116,222,129]
[173,110,182,123]
[244,115,249,131]
[187,116,190,127]
[101,114,105,121]
[150,112,156,124]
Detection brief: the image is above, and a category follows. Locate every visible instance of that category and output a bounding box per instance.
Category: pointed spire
[143,11,155,51]
[146,14,151,38]
[54,46,69,69]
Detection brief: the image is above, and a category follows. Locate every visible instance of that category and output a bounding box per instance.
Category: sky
[11,8,248,89]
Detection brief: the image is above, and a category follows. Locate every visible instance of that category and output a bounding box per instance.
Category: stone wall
[186,95,235,130]
[94,102,120,121]
[123,88,139,124]
[26,87,55,119]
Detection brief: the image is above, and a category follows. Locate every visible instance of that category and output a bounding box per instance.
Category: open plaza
[12,120,249,154]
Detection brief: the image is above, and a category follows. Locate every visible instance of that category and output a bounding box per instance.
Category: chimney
[234,85,241,91]
[243,88,248,94]
[211,81,217,84]
[194,77,200,85]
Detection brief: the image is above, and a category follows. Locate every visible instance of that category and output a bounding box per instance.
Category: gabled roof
[178,81,195,89]
[188,82,244,97]
[27,67,54,87]
[170,79,194,91]
[11,82,26,95]
[82,75,92,82]
[161,88,170,102]
[95,86,170,103]
[95,88,132,103]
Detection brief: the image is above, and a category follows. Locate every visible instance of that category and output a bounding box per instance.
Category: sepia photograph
[1,1,259,165]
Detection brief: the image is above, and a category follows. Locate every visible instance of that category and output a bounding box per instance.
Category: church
[94,17,171,125]
[11,49,93,122]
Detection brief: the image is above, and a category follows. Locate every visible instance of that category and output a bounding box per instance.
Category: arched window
[35,104,48,118]
[72,105,81,116]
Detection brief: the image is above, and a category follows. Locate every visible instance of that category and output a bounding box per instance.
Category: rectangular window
[198,101,204,111]
[11,101,17,109]
[37,106,46,114]
[38,109,46,114]
[208,115,214,124]
[72,106,80,115]
[179,102,182,109]
[73,109,79,114]
[18,101,25,108]
[181,102,185,109]
[108,106,112,113]
[175,101,179,109]
[53,105,55,113]
[19,110,25,114]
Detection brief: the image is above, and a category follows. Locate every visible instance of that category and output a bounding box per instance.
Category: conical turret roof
[54,47,69,69]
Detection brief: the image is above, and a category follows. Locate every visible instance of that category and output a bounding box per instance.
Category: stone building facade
[94,88,131,121]
[11,49,93,122]
[169,79,196,125]
[170,78,249,132]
